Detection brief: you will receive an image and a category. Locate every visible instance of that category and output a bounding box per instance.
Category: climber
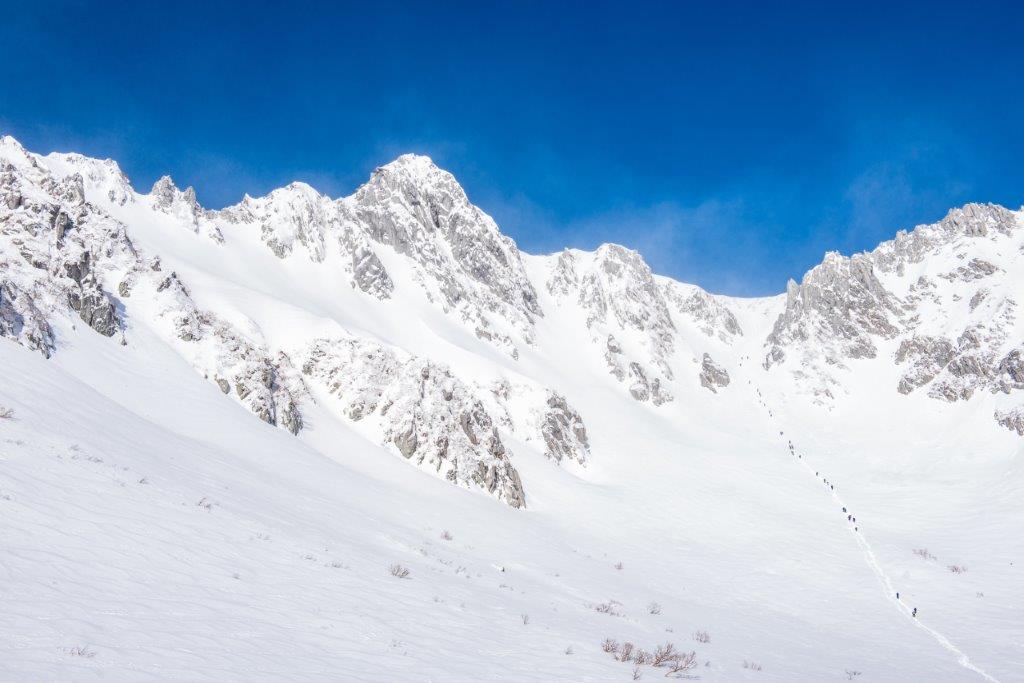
[848,515,852,521]
[843,507,847,513]
[896,592,900,600]
[912,607,917,618]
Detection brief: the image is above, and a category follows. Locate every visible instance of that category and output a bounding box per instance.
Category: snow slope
[1,135,1022,681]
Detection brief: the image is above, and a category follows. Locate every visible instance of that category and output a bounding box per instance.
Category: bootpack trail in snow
[752,385,1001,683]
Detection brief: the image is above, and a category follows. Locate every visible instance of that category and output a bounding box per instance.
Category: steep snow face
[3,135,1024,680]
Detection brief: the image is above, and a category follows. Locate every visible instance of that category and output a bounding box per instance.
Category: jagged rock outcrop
[0,281,55,357]
[217,155,539,352]
[539,392,590,465]
[767,252,901,367]
[63,251,118,336]
[149,270,306,433]
[302,337,526,507]
[549,246,675,403]
[0,139,134,348]
[150,176,224,243]
[339,155,540,351]
[995,407,1024,436]
[220,182,330,261]
[661,279,743,342]
[872,204,1018,275]
[699,353,730,393]
[939,258,1000,283]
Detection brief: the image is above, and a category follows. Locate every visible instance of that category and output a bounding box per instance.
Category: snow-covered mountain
[1,135,1021,681]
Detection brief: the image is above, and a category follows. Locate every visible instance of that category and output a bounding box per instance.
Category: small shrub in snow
[692,630,710,643]
[632,663,643,680]
[594,601,623,617]
[66,646,95,658]
[947,564,967,574]
[743,660,762,671]
[846,671,862,680]
[666,650,698,676]
[0,406,14,420]
[440,530,453,541]
[647,601,662,615]
[521,613,529,625]
[389,563,410,579]
[913,548,937,561]
[651,643,681,667]
[614,562,624,571]
[565,646,574,655]
[604,639,697,678]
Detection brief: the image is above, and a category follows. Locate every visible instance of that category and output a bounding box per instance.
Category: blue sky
[1,1,1022,295]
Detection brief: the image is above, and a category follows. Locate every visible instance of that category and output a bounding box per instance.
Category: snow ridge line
[755,388,1000,683]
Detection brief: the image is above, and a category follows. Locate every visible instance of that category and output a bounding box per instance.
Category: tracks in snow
[752,386,1001,683]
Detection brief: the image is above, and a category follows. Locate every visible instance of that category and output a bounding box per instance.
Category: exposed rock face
[540,392,590,465]
[660,279,743,342]
[341,155,540,353]
[549,246,675,404]
[629,361,672,405]
[302,337,526,507]
[0,138,134,349]
[63,251,118,336]
[872,203,1017,274]
[767,252,901,367]
[699,353,730,393]
[219,183,397,299]
[0,281,54,357]
[995,407,1024,435]
[149,270,306,434]
[217,155,538,353]
[939,258,1000,283]
[220,182,330,261]
[150,176,224,243]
